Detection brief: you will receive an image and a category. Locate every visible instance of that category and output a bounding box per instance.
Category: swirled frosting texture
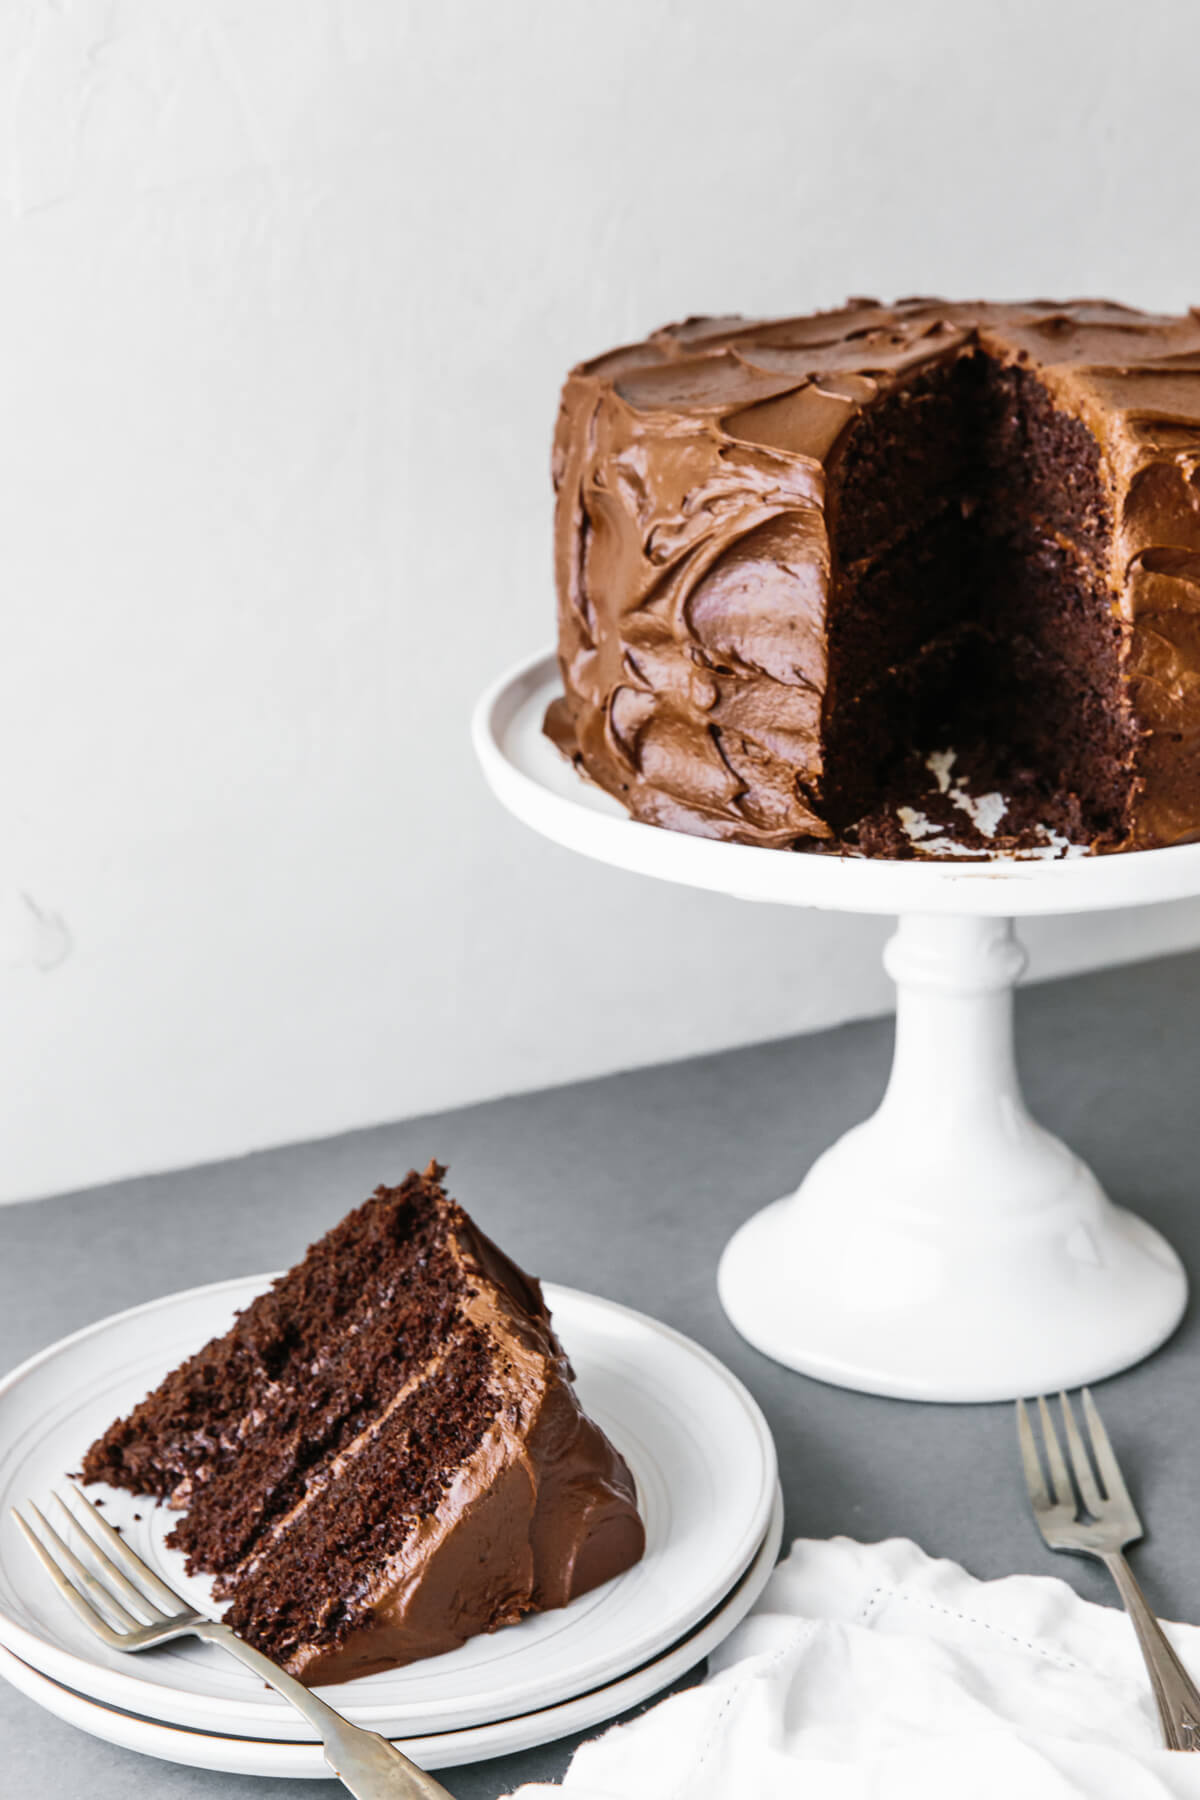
[546,299,1200,851]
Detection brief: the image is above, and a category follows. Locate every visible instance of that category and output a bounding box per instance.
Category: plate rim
[473,649,1200,917]
[0,1272,777,1735]
[0,1485,784,1775]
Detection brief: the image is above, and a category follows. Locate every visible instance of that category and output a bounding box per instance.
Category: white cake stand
[473,651,1200,1403]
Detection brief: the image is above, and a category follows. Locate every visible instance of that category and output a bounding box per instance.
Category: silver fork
[1017,1388,1200,1752]
[12,1486,455,1797]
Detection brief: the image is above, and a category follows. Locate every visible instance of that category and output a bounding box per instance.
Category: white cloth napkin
[508,1538,1200,1798]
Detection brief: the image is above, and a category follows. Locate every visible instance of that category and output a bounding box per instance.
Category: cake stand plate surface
[475,653,1200,917]
[0,1276,775,1739]
[474,652,1196,1403]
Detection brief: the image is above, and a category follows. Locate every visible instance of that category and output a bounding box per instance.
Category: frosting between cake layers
[548,299,1200,852]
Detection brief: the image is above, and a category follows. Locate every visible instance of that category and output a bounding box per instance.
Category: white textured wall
[5,0,1200,1203]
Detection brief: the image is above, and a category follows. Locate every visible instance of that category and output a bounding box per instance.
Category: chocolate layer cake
[82,1165,644,1682]
[546,299,1200,856]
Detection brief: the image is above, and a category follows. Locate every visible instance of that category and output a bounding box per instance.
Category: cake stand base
[717,913,1186,1402]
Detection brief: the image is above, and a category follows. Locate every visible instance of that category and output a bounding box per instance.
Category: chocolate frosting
[546,299,1200,851]
[276,1209,644,1683]
[82,1166,644,1687]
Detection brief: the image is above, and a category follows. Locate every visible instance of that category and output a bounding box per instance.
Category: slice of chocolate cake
[82,1164,644,1683]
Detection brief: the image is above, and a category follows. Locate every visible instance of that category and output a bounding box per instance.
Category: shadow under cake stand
[473,651,1199,1403]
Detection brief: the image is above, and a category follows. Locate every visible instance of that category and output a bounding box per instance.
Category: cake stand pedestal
[474,652,1200,1403]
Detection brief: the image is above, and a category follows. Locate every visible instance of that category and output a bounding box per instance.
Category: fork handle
[1100,1553,1200,1752]
[196,1622,456,1797]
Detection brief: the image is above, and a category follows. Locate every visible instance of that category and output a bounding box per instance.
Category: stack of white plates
[0,1276,781,1776]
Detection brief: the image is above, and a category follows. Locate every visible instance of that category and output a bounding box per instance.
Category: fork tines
[1016,1386,1141,1542]
[11,1486,193,1647]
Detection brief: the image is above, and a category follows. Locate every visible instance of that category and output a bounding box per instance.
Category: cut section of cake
[546,299,1200,856]
[81,1164,644,1683]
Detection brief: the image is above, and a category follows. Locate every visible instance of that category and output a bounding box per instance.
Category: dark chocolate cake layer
[82,1166,644,1682]
[546,299,1200,856]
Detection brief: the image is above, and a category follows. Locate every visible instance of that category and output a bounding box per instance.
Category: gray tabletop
[4,946,1200,1796]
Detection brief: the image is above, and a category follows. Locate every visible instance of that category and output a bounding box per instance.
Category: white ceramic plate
[0,1486,783,1777]
[473,651,1200,915]
[0,1276,776,1740]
